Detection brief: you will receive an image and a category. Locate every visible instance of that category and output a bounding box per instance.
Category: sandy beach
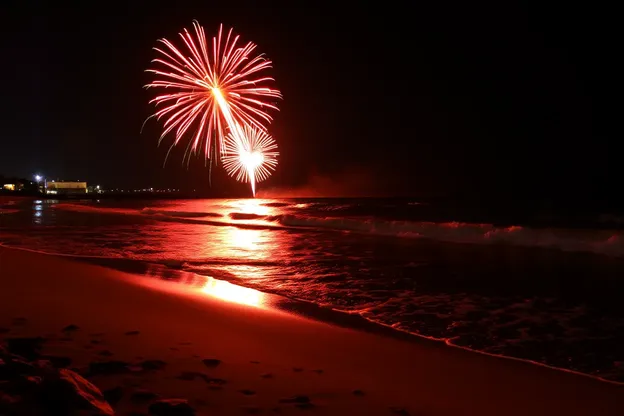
[1,246,622,415]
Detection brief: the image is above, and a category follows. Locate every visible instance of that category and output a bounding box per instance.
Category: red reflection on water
[200,276,265,307]
[144,263,266,307]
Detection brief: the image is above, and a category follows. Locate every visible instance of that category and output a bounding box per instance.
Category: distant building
[3,184,16,191]
[46,181,87,195]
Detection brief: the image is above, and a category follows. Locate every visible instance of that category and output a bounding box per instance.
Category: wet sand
[0,246,622,415]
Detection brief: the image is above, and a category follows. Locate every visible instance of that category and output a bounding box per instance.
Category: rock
[103,386,124,406]
[177,371,208,382]
[148,398,195,416]
[125,330,140,336]
[88,360,130,376]
[250,360,260,364]
[5,337,45,360]
[62,324,80,333]
[239,389,256,395]
[389,407,411,415]
[352,389,365,396]
[279,395,310,404]
[201,358,221,368]
[140,359,167,371]
[41,368,114,415]
[260,372,273,379]
[131,389,159,403]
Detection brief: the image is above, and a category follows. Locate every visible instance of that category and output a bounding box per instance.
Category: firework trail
[223,124,279,196]
[144,21,281,166]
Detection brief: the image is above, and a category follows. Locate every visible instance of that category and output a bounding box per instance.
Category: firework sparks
[223,124,279,197]
[144,21,281,163]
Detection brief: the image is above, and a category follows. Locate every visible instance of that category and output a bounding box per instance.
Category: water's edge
[1,243,621,387]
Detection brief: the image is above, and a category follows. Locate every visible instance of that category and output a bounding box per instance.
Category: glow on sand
[145,21,282,196]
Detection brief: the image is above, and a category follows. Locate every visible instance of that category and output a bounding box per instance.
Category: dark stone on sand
[250,360,260,364]
[131,389,160,403]
[42,355,72,368]
[260,372,273,378]
[99,350,114,357]
[389,407,411,415]
[62,324,80,332]
[279,395,310,404]
[148,398,195,416]
[5,337,45,360]
[177,371,208,382]
[352,389,365,396]
[202,358,221,368]
[125,330,140,336]
[312,369,323,374]
[103,386,124,406]
[140,359,167,371]
[239,389,256,395]
[206,377,227,386]
[88,360,130,376]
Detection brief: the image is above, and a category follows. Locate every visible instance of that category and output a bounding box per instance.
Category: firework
[223,124,279,196]
[144,21,281,162]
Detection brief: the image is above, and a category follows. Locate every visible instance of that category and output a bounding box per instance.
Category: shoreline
[3,243,624,387]
[1,245,622,415]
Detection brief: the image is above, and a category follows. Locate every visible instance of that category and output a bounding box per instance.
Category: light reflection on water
[144,263,266,307]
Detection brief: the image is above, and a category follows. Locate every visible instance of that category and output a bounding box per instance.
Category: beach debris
[201,358,221,368]
[260,372,273,378]
[139,359,167,371]
[98,349,114,357]
[250,360,260,364]
[239,389,256,395]
[5,336,45,360]
[312,369,324,374]
[103,386,124,406]
[352,389,365,396]
[62,324,80,333]
[131,388,160,403]
[48,368,115,415]
[125,330,141,336]
[88,360,130,376]
[148,398,195,416]
[389,406,411,415]
[279,395,310,404]
[177,371,208,382]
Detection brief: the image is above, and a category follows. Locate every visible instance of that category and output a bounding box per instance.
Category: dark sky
[0,1,620,200]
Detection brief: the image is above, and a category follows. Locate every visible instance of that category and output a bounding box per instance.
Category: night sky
[0,2,620,201]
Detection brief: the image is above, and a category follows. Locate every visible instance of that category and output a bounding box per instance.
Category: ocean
[1,196,623,382]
